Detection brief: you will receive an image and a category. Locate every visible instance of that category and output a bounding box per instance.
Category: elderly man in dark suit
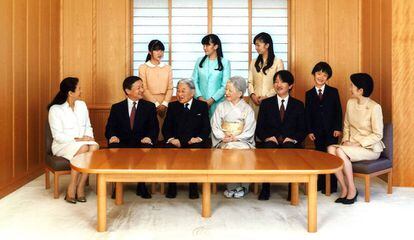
[161,78,211,199]
[105,76,159,199]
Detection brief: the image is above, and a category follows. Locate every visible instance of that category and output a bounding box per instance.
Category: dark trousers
[259,140,302,200]
[108,141,154,194]
[314,133,338,192]
[164,139,209,191]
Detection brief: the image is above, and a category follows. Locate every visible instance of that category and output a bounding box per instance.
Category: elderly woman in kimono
[211,76,256,198]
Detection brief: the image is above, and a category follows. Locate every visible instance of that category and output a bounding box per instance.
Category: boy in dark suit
[162,78,211,199]
[305,62,342,193]
[256,70,306,200]
[105,76,159,199]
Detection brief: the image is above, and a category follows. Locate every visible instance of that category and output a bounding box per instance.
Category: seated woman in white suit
[48,77,99,204]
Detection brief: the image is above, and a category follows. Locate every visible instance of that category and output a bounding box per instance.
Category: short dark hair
[312,61,332,79]
[350,73,374,97]
[123,76,142,95]
[274,70,294,86]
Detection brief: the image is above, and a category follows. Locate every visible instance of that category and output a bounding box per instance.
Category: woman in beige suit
[328,73,385,204]
[248,32,284,116]
[139,40,173,141]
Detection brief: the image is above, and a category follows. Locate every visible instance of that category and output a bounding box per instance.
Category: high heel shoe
[342,190,358,205]
[76,194,87,203]
[64,194,77,204]
[334,197,346,203]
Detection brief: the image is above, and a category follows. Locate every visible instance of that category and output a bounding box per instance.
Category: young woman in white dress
[48,77,99,204]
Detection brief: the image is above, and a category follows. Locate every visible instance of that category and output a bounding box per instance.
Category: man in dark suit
[256,70,306,200]
[105,76,159,199]
[305,62,342,193]
[162,78,211,199]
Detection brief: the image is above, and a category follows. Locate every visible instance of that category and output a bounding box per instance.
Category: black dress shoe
[258,183,270,200]
[189,183,199,199]
[166,183,177,199]
[136,183,152,199]
[286,183,292,201]
[343,190,358,205]
[111,188,116,199]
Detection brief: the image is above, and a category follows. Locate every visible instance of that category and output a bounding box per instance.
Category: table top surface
[71,148,343,175]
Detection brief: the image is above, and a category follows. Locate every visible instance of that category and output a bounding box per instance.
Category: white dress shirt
[127,98,139,116]
[277,95,289,110]
[315,84,326,95]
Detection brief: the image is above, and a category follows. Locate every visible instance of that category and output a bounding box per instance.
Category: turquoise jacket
[192,56,231,117]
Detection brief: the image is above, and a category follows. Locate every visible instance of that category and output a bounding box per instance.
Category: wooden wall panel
[380,0,392,124]
[328,0,360,108]
[96,0,131,104]
[361,0,392,123]
[392,1,414,187]
[0,0,60,198]
[39,0,52,167]
[28,0,41,169]
[61,0,94,103]
[0,0,14,186]
[13,0,29,178]
[89,109,111,147]
[289,0,328,102]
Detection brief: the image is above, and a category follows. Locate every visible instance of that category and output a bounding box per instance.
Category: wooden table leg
[212,183,217,194]
[202,183,211,218]
[97,174,107,232]
[308,174,317,233]
[115,182,123,205]
[291,183,299,206]
[325,174,331,196]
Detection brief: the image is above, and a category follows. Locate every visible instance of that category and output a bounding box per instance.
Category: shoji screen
[133,0,288,90]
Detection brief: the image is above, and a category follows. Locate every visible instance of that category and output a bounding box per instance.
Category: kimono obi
[221,121,244,136]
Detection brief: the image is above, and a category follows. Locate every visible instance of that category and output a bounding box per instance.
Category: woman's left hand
[206,98,215,107]
[222,134,235,143]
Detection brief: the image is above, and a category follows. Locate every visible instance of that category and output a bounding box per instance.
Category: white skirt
[334,145,381,162]
[54,141,99,161]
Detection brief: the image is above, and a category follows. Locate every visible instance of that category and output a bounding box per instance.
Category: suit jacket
[162,99,211,146]
[256,95,306,144]
[305,85,342,136]
[105,99,159,147]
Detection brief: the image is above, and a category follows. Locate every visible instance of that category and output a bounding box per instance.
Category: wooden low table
[71,148,342,233]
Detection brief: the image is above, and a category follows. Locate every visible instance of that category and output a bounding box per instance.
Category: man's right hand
[109,136,120,144]
[265,136,278,144]
[308,133,316,141]
[170,138,181,147]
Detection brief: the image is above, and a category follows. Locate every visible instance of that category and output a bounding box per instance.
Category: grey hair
[228,76,247,97]
[177,78,195,90]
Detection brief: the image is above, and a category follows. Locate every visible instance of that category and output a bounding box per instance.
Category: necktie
[318,89,323,101]
[130,101,137,130]
[184,103,190,111]
[280,99,285,122]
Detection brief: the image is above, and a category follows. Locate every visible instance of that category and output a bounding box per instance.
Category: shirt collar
[276,95,289,109]
[183,98,193,109]
[277,94,289,103]
[315,84,326,94]
[127,98,138,106]
[145,61,166,68]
